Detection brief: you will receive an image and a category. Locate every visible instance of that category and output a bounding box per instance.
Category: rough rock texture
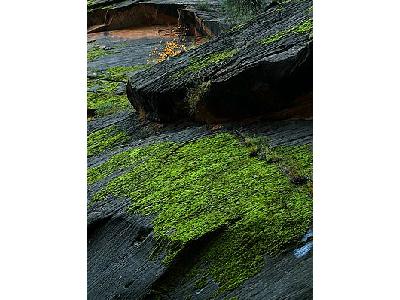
[127,0,312,122]
[88,117,313,300]
[88,0,227,36]
[87,1,313,299]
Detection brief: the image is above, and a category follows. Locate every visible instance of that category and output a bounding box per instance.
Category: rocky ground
[87,1,313,299]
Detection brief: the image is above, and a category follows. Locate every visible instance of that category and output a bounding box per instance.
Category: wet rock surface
[87,1,313,299]
[127,0,312,122]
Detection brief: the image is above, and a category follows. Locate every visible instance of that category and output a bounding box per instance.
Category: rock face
[87,1,313,299]
[87,119,313,300]
[126,0,313,122]
[88,0,227,36]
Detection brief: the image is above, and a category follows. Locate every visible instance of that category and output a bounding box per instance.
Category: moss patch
[100,65,148,82]
[87,65,148,118]
[292,18,313,34]
[174,49,238,79]
[261,18,313,45]
[87,92,131,118]
[87,125,130,158]
[186,81,211,114]
[87,45,111,62]
[88,133,312,291]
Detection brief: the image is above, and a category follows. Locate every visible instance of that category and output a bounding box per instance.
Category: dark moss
[88,133,312,292]
[186,81,211,114]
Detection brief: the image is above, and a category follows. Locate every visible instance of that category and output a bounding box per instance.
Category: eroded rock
[127,0,313,122]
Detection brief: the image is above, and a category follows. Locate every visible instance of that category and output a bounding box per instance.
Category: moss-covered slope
[88,132,312,292]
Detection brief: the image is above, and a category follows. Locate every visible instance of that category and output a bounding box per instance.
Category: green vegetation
[261,30,288,46]
[87,0,95,8]
[186,81,211,114]
[292,18,313,34]
[88,133,312,292]
[88,78,120,94]
[261,18,313,45]
[87,65,148,118]
[87,45,110,62]
[87,92,131,118]
[222,0,264,23]
[174,49,238,79]
[100,65,148,82]
[87,125,130,157]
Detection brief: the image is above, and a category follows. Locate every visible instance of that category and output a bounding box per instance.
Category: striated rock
[126,0,313,122]
[88,0,227,36]
[87,119,313,300]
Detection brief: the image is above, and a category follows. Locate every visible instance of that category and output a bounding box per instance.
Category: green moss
[88,133,312,291]
[87,125,130,158]
[87,0,95,8]
[87,92,131,118]
[101,65,148,82]
[88,78,121,94]
[87,46,110,62]
[87,142,178,185]
[194,276,208,290]
[86,65,149,118]
[174,49,238,79]
[186,81,211,114]
[261,18,313,45]
[261,30,288,45]
[292,19,313,34]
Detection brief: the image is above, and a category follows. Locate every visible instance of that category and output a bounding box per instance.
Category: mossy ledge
[261,18,313,45]
[87,65,148,119]
[88,132,312,292]
[87,125,130,158]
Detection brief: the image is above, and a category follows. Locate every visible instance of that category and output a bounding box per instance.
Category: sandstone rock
[126,0,313,122]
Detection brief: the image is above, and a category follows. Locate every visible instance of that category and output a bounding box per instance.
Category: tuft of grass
[87,125,130,157]
[88,133,312,292]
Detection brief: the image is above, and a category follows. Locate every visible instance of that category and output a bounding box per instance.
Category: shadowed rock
[127,0,312,123]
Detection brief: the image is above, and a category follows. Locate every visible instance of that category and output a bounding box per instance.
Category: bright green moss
[86,65,148,118]
[101,65,148,82]
[88,79,121,94]
[88,133,312,292]
[87,46,110,62]
[292,19,313,34]
[87,125,130,158]
[261,18,313,45]
[261,30,288,45]
[87,92,131,118]
[87,142,178,185]
[174,49,238,78]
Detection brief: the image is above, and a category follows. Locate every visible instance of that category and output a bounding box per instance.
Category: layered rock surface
[127,0,312,122]
[87,1,313,299]
[88,0,227,36]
